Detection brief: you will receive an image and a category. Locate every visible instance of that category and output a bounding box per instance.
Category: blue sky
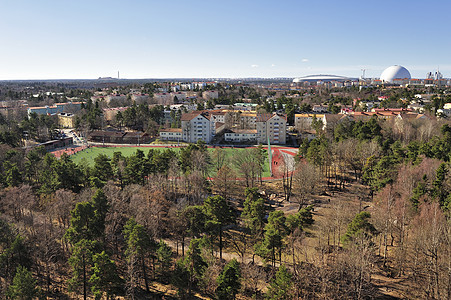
[0,0,450,80]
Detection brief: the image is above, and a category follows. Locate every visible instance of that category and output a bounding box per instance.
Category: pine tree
[65,189,108,244]
[89,251,123,300]
[7,266,39,300]
[156,240,173,281]
[203,195,236,260]
[183,239,208,296]
[341,211,377,244]
[216,259,241,300]
[123,218,155,293]
[242,188,266,235]
[68,239,99,300]
[266,264,293,300]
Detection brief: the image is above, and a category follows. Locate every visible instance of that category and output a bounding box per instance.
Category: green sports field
[70,146,271,178]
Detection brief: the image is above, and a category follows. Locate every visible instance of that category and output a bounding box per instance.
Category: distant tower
[360,68,366,80]
[435,67,442,80]
[118,71,120,79]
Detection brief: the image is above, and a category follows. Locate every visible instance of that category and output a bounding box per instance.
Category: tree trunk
[83,253,87,300]
[219,228,223,260]
[141,254,149,292]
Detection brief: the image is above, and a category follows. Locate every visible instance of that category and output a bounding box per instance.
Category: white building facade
[181,112,213,143]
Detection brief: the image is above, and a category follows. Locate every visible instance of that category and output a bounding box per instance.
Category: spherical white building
[380,65,411,83]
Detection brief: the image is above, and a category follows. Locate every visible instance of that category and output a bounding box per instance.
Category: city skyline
[1,0,450,80]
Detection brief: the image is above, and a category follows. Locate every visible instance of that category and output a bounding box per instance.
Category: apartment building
[27,102,83,118]
[256,113,287,144]
[294,114,325,130]
[224,129,257,142]
[203,90,219,100]
[165,111,288,145]
[181,111,213,143]
[154,93,173,105]
[159,128,183,141]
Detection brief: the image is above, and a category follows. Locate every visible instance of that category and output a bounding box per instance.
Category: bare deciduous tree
[293,161,322,209]
[214,165,236,200]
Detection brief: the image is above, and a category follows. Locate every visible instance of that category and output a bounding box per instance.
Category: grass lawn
[70,146,271,178]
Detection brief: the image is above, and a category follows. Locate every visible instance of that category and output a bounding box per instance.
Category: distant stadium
[293,74,357,83]
[380,65,411,83]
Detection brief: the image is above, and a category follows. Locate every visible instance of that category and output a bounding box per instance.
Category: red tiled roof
[257,113,287,122]
[257,114,273,122]
[181,111,202,121]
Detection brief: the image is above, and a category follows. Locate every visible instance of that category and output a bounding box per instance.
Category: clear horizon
[1,0,450,80]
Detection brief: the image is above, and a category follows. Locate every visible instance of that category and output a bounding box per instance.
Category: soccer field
[70,146,271,178]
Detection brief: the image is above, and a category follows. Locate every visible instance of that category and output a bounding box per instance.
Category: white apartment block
[170,103,197,111]
[224,129,257,143]
[105,94,127,104]
[181,111,213,143]
[256,113,287,144]
[154,93,173,105]
[131,94,150,103]
[171,92,187,102]
[295,114,325,130]
[312,105,328,113]
[159,128,182,141]
[203,90,219,100]
[164,111,288,145]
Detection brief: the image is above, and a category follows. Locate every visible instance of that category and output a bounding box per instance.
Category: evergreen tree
[156,240,173,281]
[4,162,22,187]
[432,162,449,207]
[92,154,114,183]
[54,153,83,192]
[203,195,236,260]
[341,211,377,244]
[123,218,155,293]
[242,188,266,235]
[256,210,288,267]
[68,239,99,300]
[0,234,31,284]
[410,175,428,211]
[91,189,109,240]
[65,189,108,244]
[216,259,241,300]
[65,201,97,243]
[89,251,123,300]
[183,239,207,296]
[286,205,314,232]
[7,266,39,300]
[172,259,190,299]
[266,264,293,300]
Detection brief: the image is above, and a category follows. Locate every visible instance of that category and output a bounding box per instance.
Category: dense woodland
[1,84,451,299]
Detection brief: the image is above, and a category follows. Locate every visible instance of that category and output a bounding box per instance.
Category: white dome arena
[380,65,411,83]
